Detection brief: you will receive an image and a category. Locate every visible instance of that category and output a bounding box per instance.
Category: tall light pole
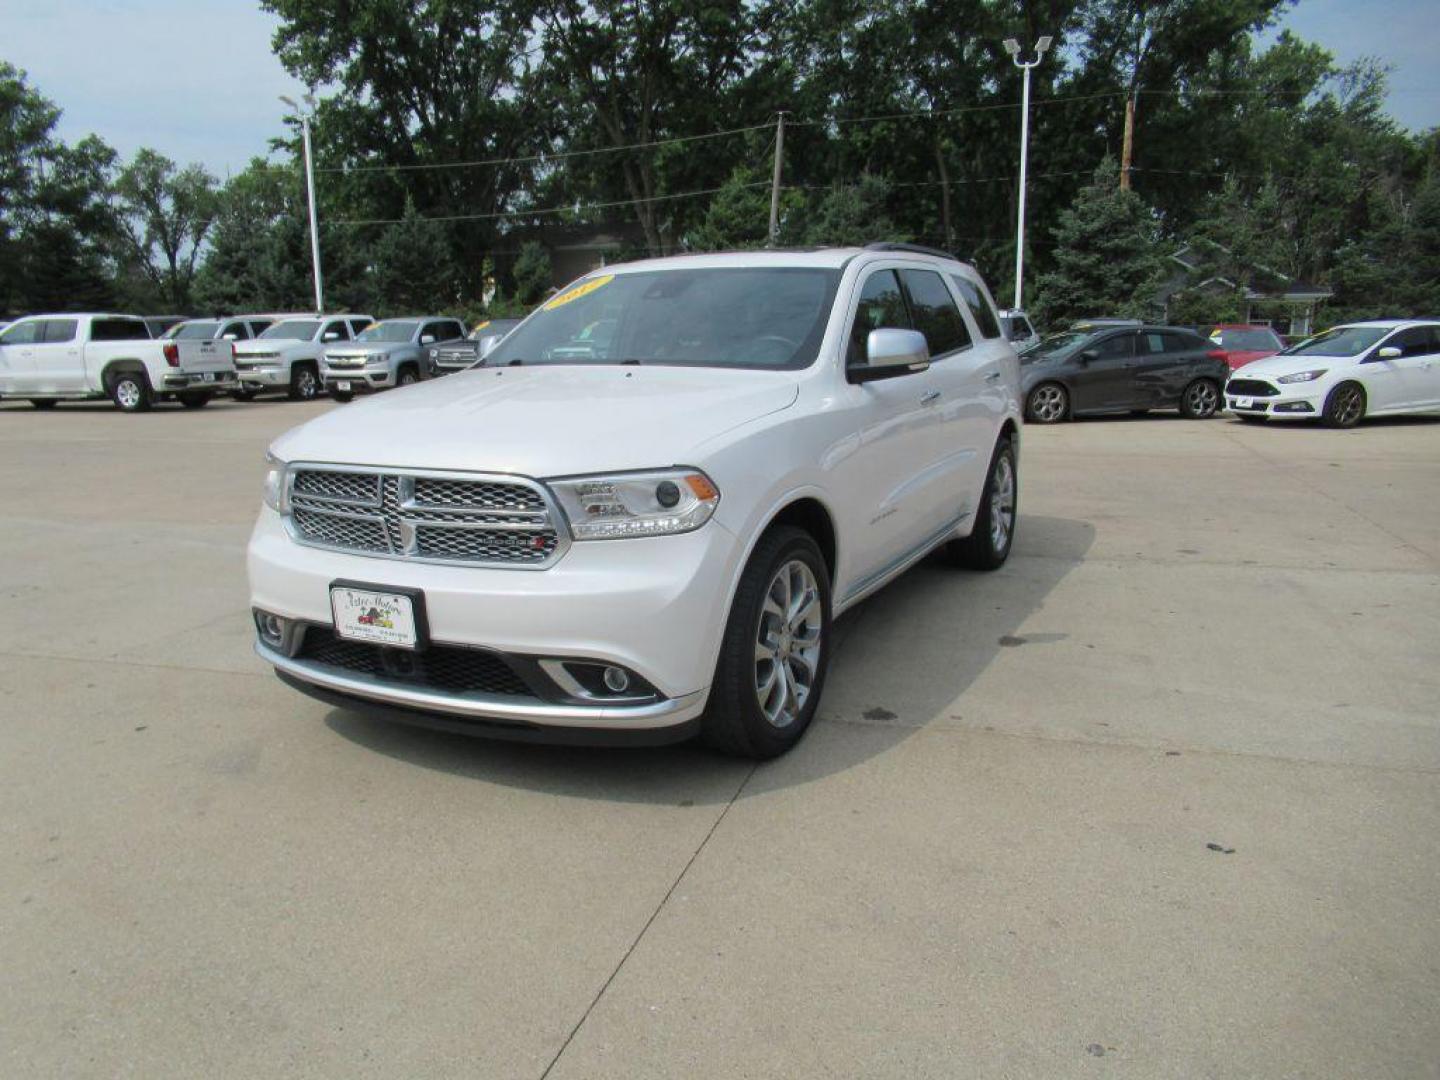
[280,94,324,314]
[1003,35,1052,310]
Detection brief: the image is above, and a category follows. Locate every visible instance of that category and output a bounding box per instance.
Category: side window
[848,270,911,365]
[422,321,449,343]
[323,320,350,342]
[92,318,149,341]
[1162,332,1197,353]
[950,275,1002,339]
[444,321,465,341]
[1389,327,1440,357]
[348,317,371,337]
[248,320,273,337]
[0,321,41,345]
[220,321,248,340]
[42,319,79,343]
[899,269,971,358]
[1138,332,1167,355]
[1092,333,1135,360]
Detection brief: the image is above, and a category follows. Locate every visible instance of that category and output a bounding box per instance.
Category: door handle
[920,389,941,405]
[985,371,1002,382]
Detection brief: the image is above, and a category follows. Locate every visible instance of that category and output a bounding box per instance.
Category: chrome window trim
[283,462,571,570]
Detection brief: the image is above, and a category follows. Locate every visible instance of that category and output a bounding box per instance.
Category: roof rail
[863,242,959,261]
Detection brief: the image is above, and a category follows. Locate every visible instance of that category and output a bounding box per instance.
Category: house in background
[1155,243,1332,336]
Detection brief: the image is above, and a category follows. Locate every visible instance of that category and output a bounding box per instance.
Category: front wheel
[1322,382,1365,428]
[288,362,319,401]
[1026,382,1067,423]
[702,526,831,759]
[109,370,152,413]
[946,437,1017,571]
[1180,378,1220,419]
[178,392,211,409]
[396,365,420,387]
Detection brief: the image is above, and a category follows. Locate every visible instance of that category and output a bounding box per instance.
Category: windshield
[1214,328,1281,351]
[168,321,219,340]
[260,319,319,340]
[1281,326,1388,357]
[484,267,841,370]
[1023,331,1090,363]
[356,320,418,343]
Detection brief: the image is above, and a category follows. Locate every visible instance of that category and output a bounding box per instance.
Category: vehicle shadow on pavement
[323,514,1095,803]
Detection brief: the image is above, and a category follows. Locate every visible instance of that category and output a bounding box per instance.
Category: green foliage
[371,198,456,315]
[1033,159,1168,325]
[511,241,552,305]
[113,148,220,311]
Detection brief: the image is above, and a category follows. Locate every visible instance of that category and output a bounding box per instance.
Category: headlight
[1277,369,1327,383]
[428,348,439,359]
[263,453,288,511]
[547,469,719,540]
[366,352,389,366]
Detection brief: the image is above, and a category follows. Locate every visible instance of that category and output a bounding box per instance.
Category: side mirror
[1077,348,1099,364]
[322,331,341,342]
[1376,346,1402,360]
[420,335,435,345]
[848,329,930,383]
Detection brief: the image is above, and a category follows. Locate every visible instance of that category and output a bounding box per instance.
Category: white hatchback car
[248,246,1022,757]
[1225,320,1440,427]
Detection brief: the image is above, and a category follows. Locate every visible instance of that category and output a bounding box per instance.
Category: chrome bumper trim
[256,640,705,730]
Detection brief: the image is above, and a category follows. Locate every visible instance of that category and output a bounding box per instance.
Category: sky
[4,0,1439,178]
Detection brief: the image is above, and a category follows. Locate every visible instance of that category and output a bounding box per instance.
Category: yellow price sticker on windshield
[472,320,491,332]
[544,274,614,311]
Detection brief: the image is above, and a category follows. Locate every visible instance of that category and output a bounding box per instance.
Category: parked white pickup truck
[232,314,375,402]
[0,313,237,411]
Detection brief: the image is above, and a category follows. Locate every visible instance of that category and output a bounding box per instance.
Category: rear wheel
[946,436,1017,571]
[1026,382,1067,423]
[178,391,211,409]
[702,526,831,759]
[288,362,319,401]
[1180,378,1220,419]
[108,369,152,413]
[1322,382,1365,428]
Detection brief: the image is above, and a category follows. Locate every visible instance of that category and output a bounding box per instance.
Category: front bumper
[1225,381,1323,420]
[247,507,741,730]
[322,367,391,392]
[235,364,291,388]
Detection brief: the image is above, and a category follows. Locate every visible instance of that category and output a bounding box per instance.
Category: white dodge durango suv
[248,246,1022,757]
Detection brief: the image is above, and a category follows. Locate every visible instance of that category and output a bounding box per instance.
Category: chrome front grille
[286,466,564,568]
[434,347,478,368]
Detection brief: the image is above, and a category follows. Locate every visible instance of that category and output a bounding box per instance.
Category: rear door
[1132,330,1205,408]
[1069,331,1135,412]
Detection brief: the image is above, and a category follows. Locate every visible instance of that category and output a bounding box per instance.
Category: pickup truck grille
[285,467,564,568]
[434,346,479,369]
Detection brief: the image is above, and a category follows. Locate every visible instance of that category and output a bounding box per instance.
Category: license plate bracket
[329,580,428,650]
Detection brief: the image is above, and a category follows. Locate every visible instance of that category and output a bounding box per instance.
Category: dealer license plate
[330,586,420,649]
[1235,396,1253,409]
[337,380,352,391]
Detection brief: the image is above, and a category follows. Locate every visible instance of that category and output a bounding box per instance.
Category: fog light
[254,610,285,647]
[602,666,631,693]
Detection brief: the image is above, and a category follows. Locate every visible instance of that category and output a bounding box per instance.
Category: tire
[702,526,832,759]
[108,369,152,413]
[288,362,320,401]
[946,436,1017,571]
[1180,378,1220,419]
[329,387,355,403]
[1026,382,1067,423]
[232,389,258,402]
[30,399,58,410]
[396,364,420,387]
[178,392,211,409]
[1322,381,1365,428]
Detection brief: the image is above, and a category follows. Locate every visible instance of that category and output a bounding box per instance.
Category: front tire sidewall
[704,528,832,759]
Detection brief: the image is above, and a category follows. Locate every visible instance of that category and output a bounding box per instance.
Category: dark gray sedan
[1021,325,1228,422]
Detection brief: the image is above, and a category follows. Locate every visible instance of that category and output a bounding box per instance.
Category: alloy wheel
[1029,384,1065,422]
[1334,385,1363,426]
[754,559,823,729]
[116,380,141,409]
[296,368,318,399]
[990,453,1016,553]
[1186,380,1218,417]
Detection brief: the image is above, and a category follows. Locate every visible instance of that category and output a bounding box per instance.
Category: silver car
[321,317,466,402]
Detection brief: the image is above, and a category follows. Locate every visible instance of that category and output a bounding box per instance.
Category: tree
[796,174,904,246]
[511,241,552,305]
[371,199,456,314]
[1033,158,1168,324]
[112,149,219,310]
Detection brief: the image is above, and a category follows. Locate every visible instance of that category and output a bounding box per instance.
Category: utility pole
[281,94,325,314]
[768,111,787,247]
[1004,36,1052,311]
[1120,89,1138,191]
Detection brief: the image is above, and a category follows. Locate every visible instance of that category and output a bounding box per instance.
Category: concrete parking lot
[2,397,1437,1078]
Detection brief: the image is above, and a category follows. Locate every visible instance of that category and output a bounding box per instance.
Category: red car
[1205,324,1285,370]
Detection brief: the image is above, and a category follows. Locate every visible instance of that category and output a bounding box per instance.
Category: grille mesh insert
[297,627,532,697]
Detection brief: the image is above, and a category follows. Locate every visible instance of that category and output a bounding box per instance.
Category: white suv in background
[232,314,374,401]
[249,246,1022,758]
[1226,320,1440,427]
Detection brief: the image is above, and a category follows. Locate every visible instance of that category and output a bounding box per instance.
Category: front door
[1069,331,1136,412]
[1363,327,1430,411]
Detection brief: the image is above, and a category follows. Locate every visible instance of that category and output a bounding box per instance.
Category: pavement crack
[538,762,758,1080]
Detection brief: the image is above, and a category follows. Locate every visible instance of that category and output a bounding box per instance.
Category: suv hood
[237,339,314,357]
[326,342,410,358]
[1234,353,1356,377]
[272,364,801,475]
